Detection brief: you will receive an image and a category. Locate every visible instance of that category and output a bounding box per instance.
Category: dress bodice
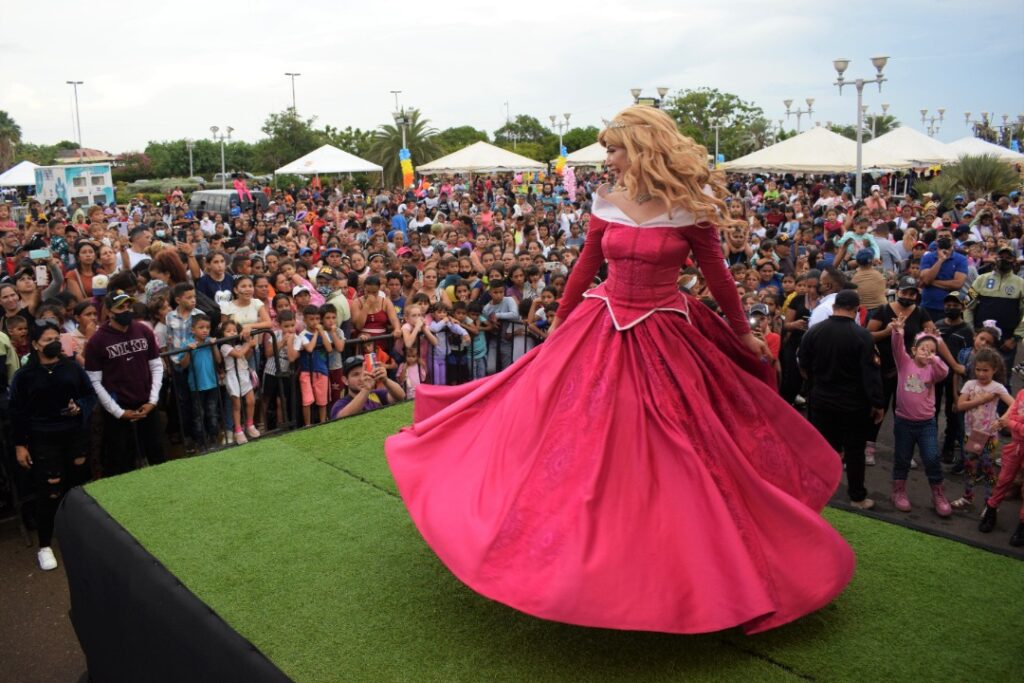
[558,193,750,334]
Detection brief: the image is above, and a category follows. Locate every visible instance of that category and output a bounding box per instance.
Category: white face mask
[681,276,697,291]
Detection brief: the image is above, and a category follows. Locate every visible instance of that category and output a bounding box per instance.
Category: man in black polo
[84,290,165,474]
[798,289,885,510]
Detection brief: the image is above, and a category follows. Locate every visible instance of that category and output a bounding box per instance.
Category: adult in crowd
[965,246,1024,378]
[10,320,93,571]
[84,290,165,474]
[798,289,885,510]
[918,225,968,322]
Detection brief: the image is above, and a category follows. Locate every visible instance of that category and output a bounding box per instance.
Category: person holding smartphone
[10,320,94,570]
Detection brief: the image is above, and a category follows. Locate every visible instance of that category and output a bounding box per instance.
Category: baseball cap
[397,246,413,256]
[748,303,770,317]
[292,285,310,296]
[897,275,920,291]
[316,266,339,280]
[870,184,880,192]
[298,247,313,257]
[342,355,365,376]
[323,247,343,257]
[944,292,967,304]
[775,233,791,245]
[954,194,965,201]
[913,240,927,249]
[92,274,109,297]
[106,289,137,309]
[855,248,874,265]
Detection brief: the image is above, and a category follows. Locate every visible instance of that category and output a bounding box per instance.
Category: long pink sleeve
[556,216,608,321]
[683,224,750,335]
[1007,391,1024,440]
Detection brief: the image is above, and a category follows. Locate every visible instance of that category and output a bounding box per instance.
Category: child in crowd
[401,303,438,374]
[982,363,1024,546]
[954,348,1013,509]
[289,305,336,425]
[397,341,427,399]
[219,318,260,445]
[320,304,347,403]
[262,309,296,430]
[427,303,470,385]
[6,317,29,359]
[465,300,488,380]
[889,320,951,516]
[178,313,221,450]
[447,301,473,384]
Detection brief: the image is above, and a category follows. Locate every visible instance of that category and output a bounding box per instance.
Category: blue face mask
[317,285,332,297]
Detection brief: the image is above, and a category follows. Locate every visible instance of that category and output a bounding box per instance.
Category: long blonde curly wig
[598,105,736,227]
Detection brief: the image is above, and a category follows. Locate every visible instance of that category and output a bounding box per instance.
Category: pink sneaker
[245,424,261,439]
[234,430,248,445]
[891,480,911,512]
[930,483,952,517]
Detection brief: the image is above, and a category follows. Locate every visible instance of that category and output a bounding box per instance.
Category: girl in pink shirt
[890,323,951,516]
[982,375,1024,546]
[953,348,1013,510]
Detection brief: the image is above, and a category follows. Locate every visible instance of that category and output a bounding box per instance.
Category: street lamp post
[783,97,815,132]
[284,73,301,112]
[390,90,410,148]
[549,112,571,152]
[832,55,889,199]
[863,103,890,138]
[630,87,670,108]
[186,138,195,178]
[66,80,84,150]
[920,107,945,137]
[710,118,727,165]
[210,126,233,189]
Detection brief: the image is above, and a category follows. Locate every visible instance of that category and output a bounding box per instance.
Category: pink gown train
[384,193,855,634]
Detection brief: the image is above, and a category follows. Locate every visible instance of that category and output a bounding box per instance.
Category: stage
[58,403,1023,682]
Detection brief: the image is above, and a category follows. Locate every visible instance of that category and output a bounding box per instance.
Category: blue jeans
[893,415,944,484]
[189,388,221,449]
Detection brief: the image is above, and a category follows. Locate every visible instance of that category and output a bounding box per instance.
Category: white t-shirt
[219,298,264,326]
[117,248,149,271]
[808,292,836,328]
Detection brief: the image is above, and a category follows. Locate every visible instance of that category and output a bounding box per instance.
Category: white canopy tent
[0,160,40,186]
[416,141,544,174]
[863,126,959,166]
[946,136,1024,162]
[719,126,908,173]
[565,142,605,167]
[274,145,382,175]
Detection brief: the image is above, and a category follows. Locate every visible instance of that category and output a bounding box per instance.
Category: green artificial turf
[87,403,1023,682]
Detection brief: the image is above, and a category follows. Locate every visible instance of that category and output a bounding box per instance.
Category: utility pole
[66,80,84,150]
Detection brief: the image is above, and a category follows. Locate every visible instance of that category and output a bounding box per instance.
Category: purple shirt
[330,389,389,419]
[84,321,159,408]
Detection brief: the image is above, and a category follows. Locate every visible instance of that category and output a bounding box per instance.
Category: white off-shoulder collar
[591,186,715,228]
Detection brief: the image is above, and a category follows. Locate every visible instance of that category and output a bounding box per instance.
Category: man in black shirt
[935,292,974,462]
[799,289,885,509]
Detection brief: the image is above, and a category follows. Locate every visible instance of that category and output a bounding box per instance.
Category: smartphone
[797,246,807,257]
[35,264,48,287]
[29,248,50,261]
[176,228,189,243]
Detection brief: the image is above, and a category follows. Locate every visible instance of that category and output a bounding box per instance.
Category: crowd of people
[1,163,1023,571]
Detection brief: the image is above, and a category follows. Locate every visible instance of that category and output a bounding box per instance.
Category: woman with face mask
[10,320,94,571]
[965,246,1024,375]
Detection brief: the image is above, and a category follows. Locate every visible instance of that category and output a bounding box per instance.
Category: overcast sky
[3,0,1022,155]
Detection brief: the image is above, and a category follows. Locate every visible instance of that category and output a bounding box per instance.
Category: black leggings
[867,372,898,442]
[29,428,90,547]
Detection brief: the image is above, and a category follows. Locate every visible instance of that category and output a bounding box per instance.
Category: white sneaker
[245,424,261,439]
[224,431,235,445]
[910,458,919,469]
[234,430,248,445]
[794,395,807,406]
[850,498,876,511]
[37,547,57,571]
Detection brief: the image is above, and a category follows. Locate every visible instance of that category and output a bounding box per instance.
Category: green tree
[434,126,489,154]
[913,155,1020,199]
[495,141,549,162]
[0,111,23,170]
[494,115,551,144]
[366,109,443,186]
[828,123,859,141]
[320,125,373,158]
[256,109,322,171]
[864,114,899,139]
[562,126,599,153]
[662,88,767,161]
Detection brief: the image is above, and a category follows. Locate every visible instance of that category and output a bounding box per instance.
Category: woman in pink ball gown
[385,105,854,635]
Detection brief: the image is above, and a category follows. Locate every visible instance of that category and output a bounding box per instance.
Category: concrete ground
[0,411,1020,683]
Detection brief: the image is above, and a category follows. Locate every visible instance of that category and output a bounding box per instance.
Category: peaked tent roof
[862,126,958,166]
[565,141,605,167]
[0,160,40,186]
[275,145,383,175]
[719,126,909,173]
[946,136,1024,162]
[416,141,544,174]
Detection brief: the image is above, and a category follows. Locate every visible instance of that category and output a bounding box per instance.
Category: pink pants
[987,441,1024,522]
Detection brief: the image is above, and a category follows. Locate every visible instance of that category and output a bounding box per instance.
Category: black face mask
[41,340,62,359]
[897,296,918,308]
[113,310,135,327]
[459,271,473,278]
[936,237,953,250]
[997,259,1014,272]
[944,307,962,320]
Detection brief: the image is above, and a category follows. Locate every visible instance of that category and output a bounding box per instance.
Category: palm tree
[366,109,443,187]
[865,114,899,138]
[913,155,1021,200]
[0,111,23,170]
[739,118,772,153]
